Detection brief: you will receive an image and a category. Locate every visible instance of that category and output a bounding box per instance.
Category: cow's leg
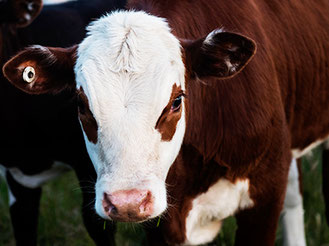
[6,170,42,246]
[322,143,329,225]
[235,199,283,246]
[74,166,116,246]
[281,158,306,246]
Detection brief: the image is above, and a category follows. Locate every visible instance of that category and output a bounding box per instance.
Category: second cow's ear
[182,29,257,80]
[3,45,77,95]
[0,0,43,27]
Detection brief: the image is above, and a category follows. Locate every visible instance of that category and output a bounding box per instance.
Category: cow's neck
[183,72,277,178]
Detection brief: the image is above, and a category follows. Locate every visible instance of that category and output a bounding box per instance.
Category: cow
[0,0,126,245]
[3,0,329,245]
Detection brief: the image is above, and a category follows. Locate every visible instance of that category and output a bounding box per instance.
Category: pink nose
[102,189,153,222]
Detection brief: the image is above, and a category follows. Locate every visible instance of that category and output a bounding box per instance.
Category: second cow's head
[0,0,43,27]
[3,11,256,222]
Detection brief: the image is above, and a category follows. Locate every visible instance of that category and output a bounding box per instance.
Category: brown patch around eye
[77,87,98,144]
[155,84,183,141]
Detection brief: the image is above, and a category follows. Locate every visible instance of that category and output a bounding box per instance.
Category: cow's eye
[171,95,182,112]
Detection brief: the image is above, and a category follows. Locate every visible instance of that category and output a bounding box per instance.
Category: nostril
[139,191,152,214]
[103,193,117,214]
[110,205,118,215]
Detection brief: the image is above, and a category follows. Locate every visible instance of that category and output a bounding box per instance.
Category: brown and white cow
[3,0,329,245]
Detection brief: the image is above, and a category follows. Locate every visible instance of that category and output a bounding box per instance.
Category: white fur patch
[0,164,17,206]
[282,159,306,246]
[184,179,253,245]
[75,10,187,219]
[8,162,71,189]
[7,184,16,206]
[203,28,224,45]
[292,138,328,158]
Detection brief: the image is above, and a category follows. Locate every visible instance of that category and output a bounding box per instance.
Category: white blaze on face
[74,11,186,219]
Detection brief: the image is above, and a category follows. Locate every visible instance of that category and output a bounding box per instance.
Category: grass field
[1,147,329,246]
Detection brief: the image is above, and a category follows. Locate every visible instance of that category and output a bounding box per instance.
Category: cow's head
[0,0,42,27]
[3,11,256,222]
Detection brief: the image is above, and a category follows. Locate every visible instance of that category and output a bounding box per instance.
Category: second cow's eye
[171,95,182,112]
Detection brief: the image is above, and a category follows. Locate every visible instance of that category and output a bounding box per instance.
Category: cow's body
[0,0,126,245]
[3,0,329,245]
[125,1,328,245]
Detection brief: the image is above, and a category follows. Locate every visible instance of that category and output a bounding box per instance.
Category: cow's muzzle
[102,189,153,222]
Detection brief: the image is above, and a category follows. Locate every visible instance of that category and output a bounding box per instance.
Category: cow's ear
[0,0,43,27]
[3,45,77,95]
[182,29,256,79]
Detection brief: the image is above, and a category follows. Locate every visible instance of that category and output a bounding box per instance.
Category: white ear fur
[203,28,225,45]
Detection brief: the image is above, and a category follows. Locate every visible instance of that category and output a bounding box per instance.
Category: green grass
[1,147,329,245]
[300,147,329,246]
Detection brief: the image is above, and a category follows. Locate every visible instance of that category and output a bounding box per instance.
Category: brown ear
[2,45,77,95]
[0,0,43,27]
[182,29,256,79]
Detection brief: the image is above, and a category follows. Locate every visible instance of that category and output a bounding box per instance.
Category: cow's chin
[94,178,168,222]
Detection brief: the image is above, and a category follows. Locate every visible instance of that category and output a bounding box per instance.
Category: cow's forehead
[74,11,185,87]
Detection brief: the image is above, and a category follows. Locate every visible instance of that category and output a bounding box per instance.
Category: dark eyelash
[178,91,187,99]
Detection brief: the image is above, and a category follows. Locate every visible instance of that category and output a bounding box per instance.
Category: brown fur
[77,87,98,144]
[155,84,183,141]
[126,0,329,245]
